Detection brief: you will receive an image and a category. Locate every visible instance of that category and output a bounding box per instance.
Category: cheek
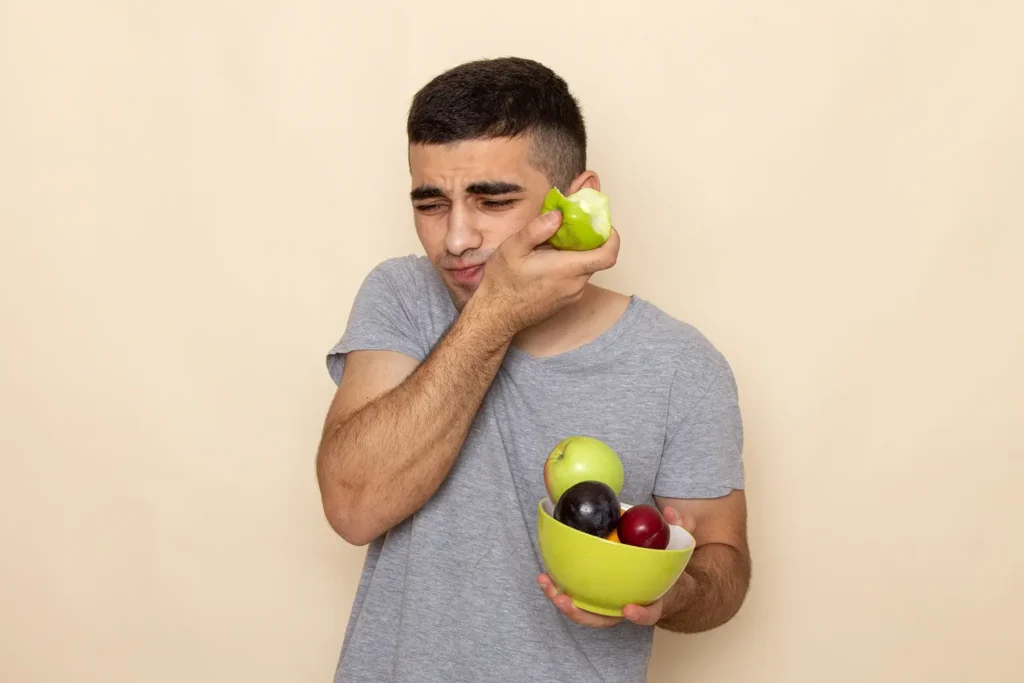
[413,216,446,255]
[479,207,536,248]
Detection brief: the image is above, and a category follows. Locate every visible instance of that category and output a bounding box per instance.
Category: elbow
[320,493,380,547]
[316,432,388,546]
[316,438,376,546]
[329,520,377,548]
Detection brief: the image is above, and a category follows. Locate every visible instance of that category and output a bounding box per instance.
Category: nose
[443,204,483,257]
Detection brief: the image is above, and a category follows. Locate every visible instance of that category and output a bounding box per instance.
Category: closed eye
[482,199,517,209]
[414,203,445,214]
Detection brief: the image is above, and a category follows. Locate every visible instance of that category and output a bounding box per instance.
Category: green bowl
[537,498,695,617]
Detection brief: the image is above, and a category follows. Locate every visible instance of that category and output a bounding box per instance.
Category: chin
[438,278,474,312]
[430,260,481,312]
[448,287,474,312]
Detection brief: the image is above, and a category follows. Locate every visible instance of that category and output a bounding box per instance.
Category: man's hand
[537,506,695,628]
[654,491,750,633]
[472,208,620,340]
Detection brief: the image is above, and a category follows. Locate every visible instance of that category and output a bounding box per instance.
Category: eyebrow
[466,181,525,196]
[410,180,526,201]
[410,185,445,201]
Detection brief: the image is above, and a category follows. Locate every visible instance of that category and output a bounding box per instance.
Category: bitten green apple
[543,435,624,504]
[541,187,612,251]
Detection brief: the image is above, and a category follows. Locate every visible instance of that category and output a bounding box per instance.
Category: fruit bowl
[537,498,696,617]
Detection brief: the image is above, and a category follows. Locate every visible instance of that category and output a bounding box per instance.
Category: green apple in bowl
[543,436,624,505]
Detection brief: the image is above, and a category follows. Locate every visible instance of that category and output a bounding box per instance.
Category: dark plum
[553,480,620,538]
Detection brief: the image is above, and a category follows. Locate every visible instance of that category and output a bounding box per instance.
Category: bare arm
[654,490,751,633]
[316,209,619,546]
[316,303,511,546]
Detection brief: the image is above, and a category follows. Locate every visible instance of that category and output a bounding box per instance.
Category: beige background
[2,1,1022,681]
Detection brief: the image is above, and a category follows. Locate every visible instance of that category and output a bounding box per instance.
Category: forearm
[317,302,510,544]
[657,543,751,633]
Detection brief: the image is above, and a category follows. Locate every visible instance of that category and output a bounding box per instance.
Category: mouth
[447,264,484,284]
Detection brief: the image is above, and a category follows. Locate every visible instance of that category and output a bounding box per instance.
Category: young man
[316,56,750,683]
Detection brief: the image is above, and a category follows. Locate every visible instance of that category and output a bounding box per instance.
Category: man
[316,56,750,683]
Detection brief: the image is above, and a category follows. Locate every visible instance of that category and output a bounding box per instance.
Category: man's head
[406,56,599,309]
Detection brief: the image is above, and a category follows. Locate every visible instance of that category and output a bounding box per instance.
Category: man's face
[408,136,555,310]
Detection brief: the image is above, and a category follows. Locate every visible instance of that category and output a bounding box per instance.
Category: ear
[565,171,601,194]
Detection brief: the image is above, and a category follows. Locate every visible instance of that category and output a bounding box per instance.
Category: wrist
[460,295,516,351]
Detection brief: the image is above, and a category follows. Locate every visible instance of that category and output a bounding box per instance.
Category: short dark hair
[406,56,587,190]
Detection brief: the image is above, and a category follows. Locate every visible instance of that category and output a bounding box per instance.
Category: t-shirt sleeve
[653,357,746,499]
[325,258,428,386]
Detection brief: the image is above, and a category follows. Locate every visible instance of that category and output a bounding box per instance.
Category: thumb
[663,506,697,535]
[512,209,562,254]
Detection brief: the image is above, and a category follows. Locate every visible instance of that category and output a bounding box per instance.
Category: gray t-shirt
[324,254,744,683]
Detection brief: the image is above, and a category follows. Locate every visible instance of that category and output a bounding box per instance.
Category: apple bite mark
[568,188,611,238]
[541,187,613,251]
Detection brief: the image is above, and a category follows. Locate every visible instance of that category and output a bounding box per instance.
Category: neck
[510,284,632,358]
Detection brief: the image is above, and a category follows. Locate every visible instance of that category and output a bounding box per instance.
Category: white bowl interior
[541,497,695,551]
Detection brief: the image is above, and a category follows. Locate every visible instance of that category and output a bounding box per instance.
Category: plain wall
[2,2,1022,681]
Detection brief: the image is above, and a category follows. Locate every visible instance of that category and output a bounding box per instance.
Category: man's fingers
[539,574,622,628]
[623,603,661,626]
[661,504,697,535]
[538,574,560,600]
[663,506,678,525]
[558,597,621,627]
[513,210,563,254]
[563,227,620,275]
